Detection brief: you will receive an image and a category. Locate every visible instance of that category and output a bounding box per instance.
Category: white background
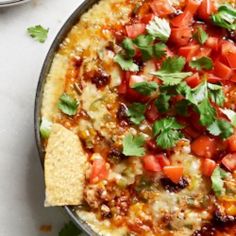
[0,0,85,235]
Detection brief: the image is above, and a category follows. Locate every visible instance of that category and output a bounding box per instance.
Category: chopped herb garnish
[207,119,234,139]
[114,54,139,72]
[155,93,171,113]
[39,118,52,139]
[122,134,146,156]
[193,27,208,45]
[211,167,228,197]
[208,83,225,106]
[127,103,147,125]
[146,16,171,42]
[189,57,213,70]
[198,98,216,126]
[212,4,236,31]
[133,34,154,47]
[27,25,49,43]
[153,117,184,149]
[122,38,136,58]
[58,93,78,116]
[131,81,158,95]
[153,43,167,59]
[220,108,236,126]
[153,57,192,85]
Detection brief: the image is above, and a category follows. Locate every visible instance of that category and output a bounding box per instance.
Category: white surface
[0,0,84,235]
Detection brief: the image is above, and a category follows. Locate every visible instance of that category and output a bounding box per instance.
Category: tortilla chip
[44,123,87,206]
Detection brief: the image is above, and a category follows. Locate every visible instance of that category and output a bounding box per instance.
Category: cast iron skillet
[34,0,100,235]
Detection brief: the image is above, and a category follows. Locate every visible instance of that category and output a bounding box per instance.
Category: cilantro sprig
[131,81,158,95]
[146,16,171,42]
[153,56,192,85]
[211,167,228,197]
[193,27,208,45]
[212,4,236,31]
[58,93,79,116]
[127,103,147,125]
[114,54,139,72]
[153,117,184,149]
[27,25,49,43]
[122,134,145,156]
[189,57,213,70]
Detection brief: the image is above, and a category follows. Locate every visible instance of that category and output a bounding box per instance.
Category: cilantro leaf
[155,93,171,113]
[152,57,192,85]
[211,4,236,31]
[146,16,171,42]
[133,34,154,47]
[157,129,183,149]
[207,120,234,139]
[114,54,139,72]
[140,46,154,61]
[122,38,135,58]
[131,81,158,95]
[127,103,146,125]
[211,167,228,197]
[122,134,145,156]
[153,117,184,149]
[220,108,236,126]
[58,93,78,116]
[189,57,213,70]
[193,27,208,45]
[59,221,84,236]
[39,118,52,139]
[27,25,49,43]
[198,98,216,126]
[208,83,225,106]
[153,43,167,59]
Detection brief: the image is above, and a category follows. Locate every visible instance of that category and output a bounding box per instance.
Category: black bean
[91,70,110,89]
[160,177,189,192]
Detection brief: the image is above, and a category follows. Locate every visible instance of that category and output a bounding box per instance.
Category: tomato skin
[214,60,232,80]
[156,154,170,168]
[205,37,219,51]
[191,135,217,158]
[163,166,183,184]
[170,27,193,46]
[141,14,155,24]
[231,73,236,83]
[186,73,201,88]
[149,0,174,17]
[196,47,212,58]
[222,153,236,171]
[221,40,236,55]
[202,158,216,176]
[125,24,146,39]
[228,134,236,152]
[143,155,161,172]
[178,44,200,61]
[90,158,108,184]
[206,73,223,83]
[145,102,159,122]
[198,0,216,20]
[225,52,236,69]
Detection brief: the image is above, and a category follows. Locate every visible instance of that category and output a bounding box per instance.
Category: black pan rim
[34,1,100,235]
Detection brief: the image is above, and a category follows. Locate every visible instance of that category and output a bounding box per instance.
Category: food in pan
[40,0,236,235]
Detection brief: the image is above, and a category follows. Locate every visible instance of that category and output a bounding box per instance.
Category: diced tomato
[191,135,217,158]
[171,0,200,27]
[145,102,159,122]
[141,13,155,24]
[171,11,192,27]
[198,0,216,21]
[206,73,223,83]
[222,153,236,171]
[142,155,161,172]
[146,139,158,150]
[178,44,200,61]
[202,158,216,176]
[90,158,108,184]
[214,60,232,80]
[125,23,146,39]
[129,75,145,87]
[221,40,236,55]
[183,126,201,139]
[228,134,236,152]
[196,47,212,58]
[205,37,219,51]
[186,73,201,88]
[170,27,193,46]
[156,154,170,168]
[163,166,183,184]
[231,73,236,83]
[225,52,236,69]
[149,0,175,17]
